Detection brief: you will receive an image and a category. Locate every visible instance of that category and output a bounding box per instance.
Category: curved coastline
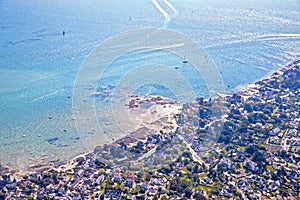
[3,59,299,180]
[231,59,300,95]
[1,59,299,199]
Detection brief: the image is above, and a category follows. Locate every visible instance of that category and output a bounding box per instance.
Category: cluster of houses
[1,60,300,199]
[219,62,299,198]
[177,61,300,198]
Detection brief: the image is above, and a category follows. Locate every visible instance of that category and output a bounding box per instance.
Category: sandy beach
[6,60,300,180]
[7,95,182,179]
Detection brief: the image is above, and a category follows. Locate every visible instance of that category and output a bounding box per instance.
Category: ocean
[0,0,299,173]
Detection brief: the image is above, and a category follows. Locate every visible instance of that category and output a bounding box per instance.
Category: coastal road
[135,146,158,163]
[177,135,209,168]
[134,134,209,169]
[235,184,247,200]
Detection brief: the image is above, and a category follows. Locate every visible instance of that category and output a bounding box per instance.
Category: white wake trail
[162,0,178,16]
[205,33,300,49]
[151,0,170,27]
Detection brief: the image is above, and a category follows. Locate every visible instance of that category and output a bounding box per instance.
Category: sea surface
[0,0,300,173]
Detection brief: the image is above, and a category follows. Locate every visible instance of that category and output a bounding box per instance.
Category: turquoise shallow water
[0,0,300,173]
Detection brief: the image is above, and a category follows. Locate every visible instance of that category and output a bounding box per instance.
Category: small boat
[182,59,188,63]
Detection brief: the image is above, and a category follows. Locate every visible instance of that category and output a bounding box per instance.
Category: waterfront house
[141,183,149,190]
[270,128,281,136]
[219,157,233,170]
[75,169,84,179]
[244,159,259,172]
[113,174,121,183]
[124,172,136,188]
[137,141,145,149]
[147,136,155,144]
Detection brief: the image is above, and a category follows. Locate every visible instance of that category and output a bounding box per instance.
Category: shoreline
[7,95,183,180]
[233,60,300,96]
[1,59,299,199]
[4,59,300,180]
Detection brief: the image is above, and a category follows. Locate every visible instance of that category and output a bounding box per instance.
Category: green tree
[193,193,207,200]
[184,158,190,166]
[183,151,192,158]
[211,183,222,195]
[193,164,199,173]
[0,192,6,200]
[244,103,253,112]
[252,151,265,163]
[184,187,193,198]
[246,146,256,155]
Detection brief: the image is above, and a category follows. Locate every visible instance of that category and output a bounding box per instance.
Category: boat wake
[162,0,178,16]
[151,0,178,27]
[206,33,300,49]
[31,89,66,103]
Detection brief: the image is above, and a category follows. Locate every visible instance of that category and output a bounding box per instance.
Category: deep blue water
[0,0,299,172]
